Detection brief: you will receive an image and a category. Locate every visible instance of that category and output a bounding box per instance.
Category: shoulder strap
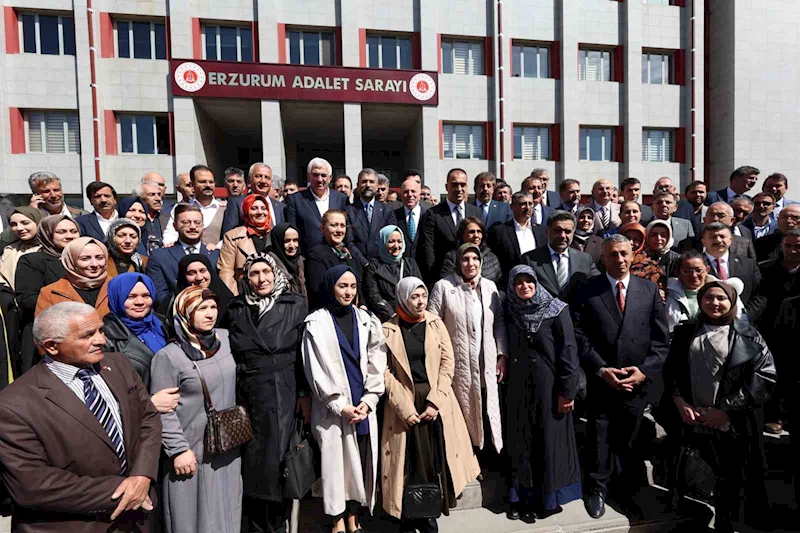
[191,361,216,414]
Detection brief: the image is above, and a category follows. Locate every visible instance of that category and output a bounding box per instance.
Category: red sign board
[170,60,438,106]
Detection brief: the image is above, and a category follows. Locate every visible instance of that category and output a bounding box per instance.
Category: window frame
[114,19,167,60]
[440,38,484,75]
[19,13,75,56]
[579,127,614,162]
[286,29,336,66]
[511,42,550,79]
[513,125,551,161]
[117,114,170,155]
[642,0,681,5]
[642,128,675,162]
[366,33,413,70]
[202,24,253,63]
[641,50,674,84]
[24,110,80,154]
[442,123,485,160]
[578,47,613,82]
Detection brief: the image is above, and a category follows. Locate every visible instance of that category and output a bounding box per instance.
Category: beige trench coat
[217,226,255,295]
[302,307,387,516]
[381,312,480,519]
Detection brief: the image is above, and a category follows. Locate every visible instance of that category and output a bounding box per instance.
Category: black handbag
[401,425,443,519]
[676,445,716,501]
[283,417,317,499]
[193,362,254,457]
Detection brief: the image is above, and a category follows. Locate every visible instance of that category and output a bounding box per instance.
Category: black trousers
[242,496,290,533]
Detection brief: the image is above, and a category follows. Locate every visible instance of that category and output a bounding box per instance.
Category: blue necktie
[366,203,373,224]
[77,368,127,474]
[481,203,489,225]
[408,211,416,242]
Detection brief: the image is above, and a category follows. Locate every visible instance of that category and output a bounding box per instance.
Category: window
[579,127,613,161]
[116,21,167,59]
[513,126,550,160]
[578,49,611,81]
[642,52,672,84]
[118,114,170,155]
[642,129,674,162]
[287,30,335,66]
[443,124,484,159]
[441,39,484,75]
[367,35,412,69]
[21,13,75,55]
[25,111,80,153]
[203,25,252,62]
[643,0,680,5]
[512,44,549,78]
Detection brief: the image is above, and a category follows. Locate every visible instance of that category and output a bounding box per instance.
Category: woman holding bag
[381,277,480,532]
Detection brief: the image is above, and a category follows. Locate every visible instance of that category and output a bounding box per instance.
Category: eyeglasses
[680,268,706,276]
[754,201,774,207]
[178,220,203,227]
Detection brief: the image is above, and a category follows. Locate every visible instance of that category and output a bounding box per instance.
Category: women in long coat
[438,216,503,287]
[504,265,582,520]
[363,225,422,322]
[381,277,480,527]
[150,286,243,533]
[428,243,506,453]
[226,253,309,533]
[302,265,387,529]
[664,281,776,532]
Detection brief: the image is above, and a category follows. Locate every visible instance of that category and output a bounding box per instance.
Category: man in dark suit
[755,204,800,263]
[674,180,708,236]
[620,178,653,223]
[394,178,428,260]
[701,222,762,308]
[705,165,760,205]
[286,158,349,254]
[522,175,555,225]
[76,182,119,241]
[487,191,547,286]
[0,302,161,532]
[522,210,599,302]
[651,191,694,248]
[571,235,669,519]
[473,171,512,229]
[558,179,582,214]
[419,168,482,284]
[145,204,220,306]
[529,168,561,208]
[742,192,779,240]
[345,168,397,265]
[221,163,286,234]
[679,202,757,260]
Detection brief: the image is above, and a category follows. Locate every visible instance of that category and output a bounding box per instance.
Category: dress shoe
[507,504,521,520]
[585,491,606,519]
[765,421,783,434]
[520,511,536,524]
[535,505,562,519]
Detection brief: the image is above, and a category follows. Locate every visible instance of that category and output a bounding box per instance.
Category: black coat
[486,220,548,287]
[419,201,482,284]
[754,230,782,264]
[362,257,421,322]
[394,205,428,260]
[102,312,164,389]
[305,243,364,310]
[15,251,66,314]
[439,246,503,288]
[570,234,604,264]
[521,245,600,302]
[707,254,762,309]
[345,201,397,264]
[748,259,800,348]
[227,294,308,500]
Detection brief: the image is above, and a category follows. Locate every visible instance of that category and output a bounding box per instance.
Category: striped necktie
[76,368,127,474]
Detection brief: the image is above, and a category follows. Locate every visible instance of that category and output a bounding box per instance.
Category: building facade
[1,0,763,204]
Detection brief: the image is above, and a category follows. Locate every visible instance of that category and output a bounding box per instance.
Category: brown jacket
[218,226,255,295]
[0,352,162,532]
[35,277,111,318]
[106,256,149,278]
[381,312,480,518]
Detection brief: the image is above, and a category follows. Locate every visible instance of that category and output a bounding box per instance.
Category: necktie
[366,203,373,224]
[454,205,463,225]
[601,207,610,228]
[556,253,569,290]
[716,258,728,280]
[186,245,196,255]
[481,203,489,225]
[76,368,127,474]
[616,281,626,313]
[408,211,416,242]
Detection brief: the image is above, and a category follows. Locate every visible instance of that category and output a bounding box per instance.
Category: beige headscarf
[61,237,108,289]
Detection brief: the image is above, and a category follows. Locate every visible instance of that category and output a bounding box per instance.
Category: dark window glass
[381,37,397,69]
[135,115,155,154]
[205,26,217,60]
[442,41,453,74]
[154,23,167,59]
[367,35,379,68]
[120,115,134,153]
[303,32,320,65]
[398,37,412,69]
[219,26,237,61]
[133,21,151,59]
[23,15,36,53]
[240,27,252,62]
[117,21,130,58]
[321,32,334,65]
[288,31,301,64]
[61,17,75,55]
[38,15,59,55]
[155,116,170,155]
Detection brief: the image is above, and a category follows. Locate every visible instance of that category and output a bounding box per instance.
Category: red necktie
[616,281,626,313]
[716,258,728,280]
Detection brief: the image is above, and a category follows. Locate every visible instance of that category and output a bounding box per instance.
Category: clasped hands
[110,475,153,520]
[405,403,439,428]
[599,366,647,392]
[673,396,730,430]
[342,402,371,424]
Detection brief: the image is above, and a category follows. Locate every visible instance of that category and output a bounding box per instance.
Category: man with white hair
[286,157,349,253]
[270,174,285,202]
[28,171,88,218]
[134,179,169,243]
[0,302,162,532]
[221,162,286,234]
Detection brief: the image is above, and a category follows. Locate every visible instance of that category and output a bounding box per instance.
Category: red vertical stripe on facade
[675,127,687,163]
[551,41,561,80]
[104,110,118,155]
[100,13,114,58]
[358,28,366,67]
[613,45,624,83]
[252,21,259,62]
[484,36,493,75]
[277,23,286,63]
[411,32,421,70]
[438,120,444,159]
[614,126,625,163]
[9,108,24,154]
[437,34,442,73]
[4,7,19,54]
[674,49,686,85]
[485,121,494,160]
[551,124,561,162]
[164,16,172,60]
[191,18,202,60]
[334,27,343,65]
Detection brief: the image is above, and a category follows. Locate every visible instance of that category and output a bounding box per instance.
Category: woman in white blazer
[302,264,387,533]
[428,243,507,455]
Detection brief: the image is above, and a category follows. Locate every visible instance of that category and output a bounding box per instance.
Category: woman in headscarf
[306,210,364,310]
[428,243,507,456]
[302,265,386,533]
[620,222,665,293]
[226,253,309,533]
[269,222,307,298]
[118,196,152,255]
[645,219,681,278]
[150,286,243,533]
[438,217,502,287]
[504,265,582,521]
[381,277,479,531]
[105,218,147,276]
[570,206,604,263]
[159,254,235,330]
[664,281,776,533]
[218,194,274,295]
[0,207,42,289]
[363,225,422,322]
[35,237,111,318]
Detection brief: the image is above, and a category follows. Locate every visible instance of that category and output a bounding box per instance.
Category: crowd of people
[0,160,792,533]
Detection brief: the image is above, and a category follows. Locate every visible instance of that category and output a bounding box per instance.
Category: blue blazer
[345,200,397,264]
[145,243,220,307]
[286,188,349,254]
[545,190,561,210]
[75,212,112,241]
[705,188,751,206]
[473,200,512,229]
[221,195,285,234]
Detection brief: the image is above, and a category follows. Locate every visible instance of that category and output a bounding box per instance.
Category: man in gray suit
[651,191,693,249]
[522,210,599,302]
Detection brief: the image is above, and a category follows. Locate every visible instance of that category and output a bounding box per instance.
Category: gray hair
[271,174,285,189]
[306,157,332,175]
[132,180,161,198]
[28,171,60,193]
[376,174,390,186]
[603,233,632,251]
[33,302,96,344]
[358,168,377,181]
[247,162,271,179]
[530,168,549,179]
[730,196,754,208]
[708,201,734,217]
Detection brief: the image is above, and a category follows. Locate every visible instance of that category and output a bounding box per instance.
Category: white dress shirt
[446,199,466,227]
[532,204,544,225]
[313,190,331,217]
[180,240,202,255]
[606,272,631,298]
[705,251,730,275]
[514,219,537,255]
[59,203,74,218]
[162,198,224,245]
[95,210,119,236]
[404,204,421,224]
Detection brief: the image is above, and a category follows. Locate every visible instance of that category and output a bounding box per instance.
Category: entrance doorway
[282,102,345,181]
[361,104,422,186]
[194,99,262,181]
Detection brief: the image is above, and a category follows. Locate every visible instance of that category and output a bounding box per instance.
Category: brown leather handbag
[192,362,253,456]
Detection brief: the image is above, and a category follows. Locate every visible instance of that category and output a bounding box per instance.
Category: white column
[560,1,580,183]
[343,103,363,177]
[261,101,285,177]
[419,0,442,194]
[625,0,643,182]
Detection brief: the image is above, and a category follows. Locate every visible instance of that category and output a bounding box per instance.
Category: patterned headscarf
[61,237,108,289]
[620,222,647,254]
[39,214,78,257]
[242,252,289,321]
[506,265,567,334]
[378,225,405,264]
[105,218,144,267]
[241,194,272,236]
[173,286,220,361]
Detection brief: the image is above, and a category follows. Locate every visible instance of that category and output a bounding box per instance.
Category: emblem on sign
[174,62,207,92]
[409,73,436,101]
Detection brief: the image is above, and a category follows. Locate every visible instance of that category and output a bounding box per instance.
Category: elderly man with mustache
[76,182,119,241]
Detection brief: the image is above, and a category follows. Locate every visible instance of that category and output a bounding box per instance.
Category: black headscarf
[269,223,302,278]
[176,254,234,319]
[697,280,738,326]
[322,265,356,346]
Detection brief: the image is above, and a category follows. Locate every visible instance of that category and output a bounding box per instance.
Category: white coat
[428,274,506,453]
[302,307,387,516]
